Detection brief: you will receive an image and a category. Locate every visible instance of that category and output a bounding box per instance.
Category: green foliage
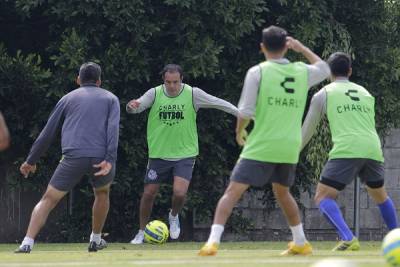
[0,0,399,242]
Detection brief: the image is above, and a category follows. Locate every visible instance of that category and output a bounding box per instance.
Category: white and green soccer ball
[383,228,400,267]
[144,220,169,244]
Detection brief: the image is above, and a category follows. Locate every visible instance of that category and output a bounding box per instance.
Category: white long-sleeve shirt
[126,84,238,117]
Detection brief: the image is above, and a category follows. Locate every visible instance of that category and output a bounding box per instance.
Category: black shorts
[49,157,115,191]
[320,158,384,190]
[230,158,297,187]
[144,158,196,184]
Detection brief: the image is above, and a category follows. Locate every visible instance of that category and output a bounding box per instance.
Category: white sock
[90,232,101,244]
[21,236,34,248]
[290,223,306,246]
[138,229,144,235]
[206,224,224,245]
[169,211,178,219]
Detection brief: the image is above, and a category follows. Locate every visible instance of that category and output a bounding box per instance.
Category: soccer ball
[144,220,169,244]
[383,228,400,266]
[310,258,356,267]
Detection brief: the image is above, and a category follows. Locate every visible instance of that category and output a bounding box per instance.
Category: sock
[169,211,178,219]
[138,229,144,235]
[90,232,101,244]
[207,224,224,245]
[289,223,306,246]
[319,198,354,241]
[21,236,34,249]
[378,197,398,230]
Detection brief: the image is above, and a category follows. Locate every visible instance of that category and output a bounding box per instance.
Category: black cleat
[88,239,107,252]
[14,245,31,253]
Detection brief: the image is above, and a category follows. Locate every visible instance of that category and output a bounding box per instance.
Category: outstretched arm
[126,88,156,114]
[193,88,238,116]
[301,89,327,150]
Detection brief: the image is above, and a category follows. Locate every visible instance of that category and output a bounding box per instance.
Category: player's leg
[200,159,265,256]
[169,157,195,239]
[131,158,168,244]
[362,159,397,230]
[315,159,360,251]
[198,181,249,256]
[88,158,115,252]
[16,157,84,253]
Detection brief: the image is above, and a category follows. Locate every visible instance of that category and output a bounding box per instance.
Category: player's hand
[93,160,112,176]
[127,99,141,109]
[20,162,37,178]
[236,129,248,146]
[286,36,305,53]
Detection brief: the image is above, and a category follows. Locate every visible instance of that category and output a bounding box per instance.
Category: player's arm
[234,66,260,146]
[0,112,10,151]
[301,88,327,150]
[286,36,321,64]
[235,116,250,146]
[95,96,120,177]
[126,88,155,114]
[192,88,238,117]
[286,37,330,87]
[21,98,66,178]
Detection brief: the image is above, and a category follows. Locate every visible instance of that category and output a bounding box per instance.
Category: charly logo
[147,169,158,180]
[158,104,185,126]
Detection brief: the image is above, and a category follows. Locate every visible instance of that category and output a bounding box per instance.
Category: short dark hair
[79,62,101,83]
[161,64,183,79]
[327,52,352,77]
[262,26,288,52]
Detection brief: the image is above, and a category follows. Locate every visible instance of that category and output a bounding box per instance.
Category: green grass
[0,241,388,267]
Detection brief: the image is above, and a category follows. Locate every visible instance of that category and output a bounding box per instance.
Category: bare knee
[173,189,187,199]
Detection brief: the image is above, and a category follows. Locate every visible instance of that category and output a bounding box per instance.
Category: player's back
[241,61,309,164]
[61,85,119,158]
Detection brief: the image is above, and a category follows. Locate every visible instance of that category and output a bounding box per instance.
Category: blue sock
[378,197,398,230]
[319,198,354,241]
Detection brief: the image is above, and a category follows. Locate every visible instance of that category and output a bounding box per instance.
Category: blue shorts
[144,158,196,184]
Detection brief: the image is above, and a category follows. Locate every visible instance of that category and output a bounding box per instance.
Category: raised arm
[126,88,156,114]
[301,88,327,150]
[193,88,238,117]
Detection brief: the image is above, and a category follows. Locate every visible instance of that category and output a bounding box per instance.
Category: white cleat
[130,230,144,244]
[169,212,180,239]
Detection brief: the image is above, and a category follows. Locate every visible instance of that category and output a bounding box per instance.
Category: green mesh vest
[325,81,383,161]
[147,84,198,158]
[241,61,308,163]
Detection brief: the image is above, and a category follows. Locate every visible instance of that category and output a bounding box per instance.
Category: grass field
[0,241,388,267]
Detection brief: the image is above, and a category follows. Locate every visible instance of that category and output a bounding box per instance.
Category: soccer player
[15,62,120,253]
[301,52,398,251]
[199,25,330,256]
[127,64,238,244]
[0,112,10,151]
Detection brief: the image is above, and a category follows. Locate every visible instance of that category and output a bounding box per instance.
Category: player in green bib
[301,52,398,251]
[127,64,238,244]
[199,26,330,256]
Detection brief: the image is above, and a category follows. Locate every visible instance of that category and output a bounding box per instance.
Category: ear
[348,68,353,77]
[76,76,81,86]
[260,43,265,53]
[96,79,102,86]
